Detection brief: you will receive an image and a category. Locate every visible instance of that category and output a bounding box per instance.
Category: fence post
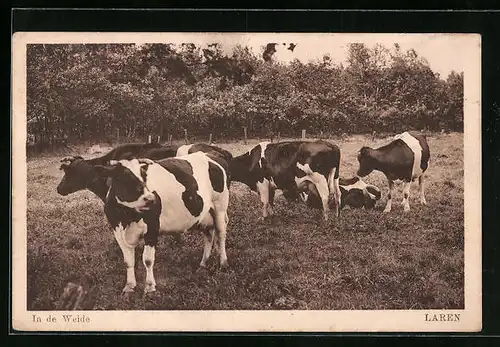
[301,129,306,139]
[169,134,173,145]
[157,135,160,143]
[209,133,213,144]
[243,127,248,145]
[184,129,188,144]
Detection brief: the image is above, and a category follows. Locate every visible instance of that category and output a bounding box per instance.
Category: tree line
[26,42,463,151]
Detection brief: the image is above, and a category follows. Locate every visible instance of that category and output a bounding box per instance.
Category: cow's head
[303,177,382,210]
[339,182,382,210]
[94,158,156,212]
[357,147,376,177]
[57,156,91,195]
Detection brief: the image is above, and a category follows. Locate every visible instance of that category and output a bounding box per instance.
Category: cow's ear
[94,164,121,177]
[366,185,382,200]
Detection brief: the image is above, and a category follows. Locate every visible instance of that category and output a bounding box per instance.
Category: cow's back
[105,143,162,161]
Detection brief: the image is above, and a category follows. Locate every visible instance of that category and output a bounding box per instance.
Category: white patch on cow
[400,181,412,212]
[144,152,226,233]
[383,180,395,213]
[112,158,156,211]
[142,245,156,293]
[256,178,272,218]
[113,222,137,292]
[296,162,313,175]
[394,132,423,180]
[341,178,377,200]
[111,151,231,293]
[295,167,330,220]
[176,144,194,157]
[118,158,144,183]
[258,141,271,168]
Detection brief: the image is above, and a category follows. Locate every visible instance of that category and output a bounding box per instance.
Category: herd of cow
[56,131,430,294]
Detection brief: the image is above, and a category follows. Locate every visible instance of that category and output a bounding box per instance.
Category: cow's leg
[142,216,160,293]
[383,179,395,213]
[200,228,215,268]
[256,178,271,219]
[113,226,136,293]
[328,167,341,218]
[307,174,330,221]
[401,181,411,212]
[214,211,229,268]
[419,175,427,205]
[268,186,276,216]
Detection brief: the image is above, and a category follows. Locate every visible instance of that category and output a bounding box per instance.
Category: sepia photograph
[11,32,481,332]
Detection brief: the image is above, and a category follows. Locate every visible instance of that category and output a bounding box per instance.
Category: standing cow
[356,131,430,212]
[93,152,230,293]
[229,140,341,221]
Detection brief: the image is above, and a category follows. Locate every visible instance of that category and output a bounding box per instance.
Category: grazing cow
[229,140,341,221]
[93,152,230,293]
[356,131,430,212]
[57,142,232,200]
[301,176,382,210]
[57,143,178,201]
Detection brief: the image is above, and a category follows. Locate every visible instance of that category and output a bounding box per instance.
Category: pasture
[26,132,464,310]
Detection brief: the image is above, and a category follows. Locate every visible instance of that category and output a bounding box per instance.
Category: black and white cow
[356,131,430,212]
[93,151,230,293]
[302,176,382,210]
[57,142,232,201]
[229,140,341,221]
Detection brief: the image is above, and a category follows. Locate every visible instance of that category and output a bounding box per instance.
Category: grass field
[26,132,464,310]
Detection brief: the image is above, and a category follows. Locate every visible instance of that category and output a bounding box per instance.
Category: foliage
[26,42,464,150]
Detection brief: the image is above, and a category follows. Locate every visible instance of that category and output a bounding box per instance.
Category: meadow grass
[26,132,464,310]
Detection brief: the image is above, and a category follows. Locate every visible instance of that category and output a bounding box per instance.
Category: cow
[92,152,230,293]
[356,131,430,212]
[229,140,341,221]
[301,176,382,210]
[57,143,177,201]
[57,142,233,201]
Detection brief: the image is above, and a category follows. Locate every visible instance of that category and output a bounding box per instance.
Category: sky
[216,33,475,78]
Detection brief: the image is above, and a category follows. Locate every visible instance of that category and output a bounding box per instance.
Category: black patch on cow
[208,161,225,193]
[104,190,161,247]
[360,139,414,181]
[142,146,179,160]
[411,133,431,172]
[339,176,360,186]
[342,188,366,209]
[189,143,233,168]
[143,191,162,247]
[140,165,148,182]
[156,158,203,217]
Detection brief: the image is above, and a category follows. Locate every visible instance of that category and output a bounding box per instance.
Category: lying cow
[301,176,382,210]
[93,152,230,293]
[229,140,341,221]
[356,131,430,212]
[57,142,232,201]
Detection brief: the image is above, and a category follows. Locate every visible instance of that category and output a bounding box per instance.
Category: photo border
[12,8,492,338]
